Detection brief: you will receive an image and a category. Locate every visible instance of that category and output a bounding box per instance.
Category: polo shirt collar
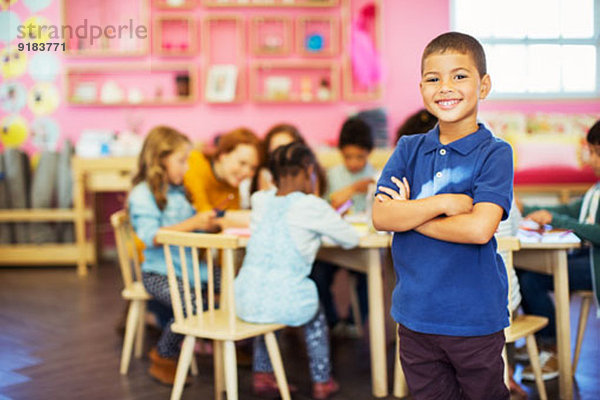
[422,123,491,156]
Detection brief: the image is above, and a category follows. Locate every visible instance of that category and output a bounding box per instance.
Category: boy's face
[420,51,491,133]
[341,144,370,174]
[586,143,600,176]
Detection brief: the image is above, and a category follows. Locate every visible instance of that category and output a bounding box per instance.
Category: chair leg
[190,355,199,376]
[170,335,195,400]
[120,300,141,375]
[264,332,291,400]
[573,295,592,375]
[134,300,146,358]
[223,340,238,400]
[213,340,224,400]
[393,327,409,398]
[347,274,364,337]
[525,334,547,400]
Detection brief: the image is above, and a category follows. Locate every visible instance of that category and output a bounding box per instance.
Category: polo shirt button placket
[436,171,443,178]
[440,148,447,155]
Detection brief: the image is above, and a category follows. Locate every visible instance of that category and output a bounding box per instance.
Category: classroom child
[517,119,600,381]
[250,123,328,196]
[311,116,377,333]
[234,142,360,399]
[128,126,219,385]
[395,108,438,142]
[372,32,513,399]
[184,127,262,229]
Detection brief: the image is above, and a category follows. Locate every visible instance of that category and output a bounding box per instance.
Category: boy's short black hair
[338,117,374,152]
[396,109,438,141]
[587,119,600,146]
[422,31,487,77]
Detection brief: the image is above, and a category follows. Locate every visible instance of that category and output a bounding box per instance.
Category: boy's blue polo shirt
[377,124,513,336]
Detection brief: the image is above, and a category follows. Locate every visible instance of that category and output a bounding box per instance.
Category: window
[451,0,600,98]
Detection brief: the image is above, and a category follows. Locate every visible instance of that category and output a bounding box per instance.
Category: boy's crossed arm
[372,177,503,245]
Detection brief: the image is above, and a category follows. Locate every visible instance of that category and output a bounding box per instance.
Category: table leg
[367,248,388,398]
[73,167,88,277]
[552,250,573,400]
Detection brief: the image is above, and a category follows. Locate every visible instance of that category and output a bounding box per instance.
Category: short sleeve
[472,142,513,220]
[128,185,162,247]
[184,150,211,212]
[375,138,407,198]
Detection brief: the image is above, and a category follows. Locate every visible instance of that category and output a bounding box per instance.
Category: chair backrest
[110,210,143,289]
[155,229,240,329]
[497,236,521,320]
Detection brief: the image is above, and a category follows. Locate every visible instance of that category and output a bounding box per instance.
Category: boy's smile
[420,51,491,139]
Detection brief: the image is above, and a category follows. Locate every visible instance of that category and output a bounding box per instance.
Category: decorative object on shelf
[251,16,291,56]
[264,76,291,100]
[75,130,115,158]
[304,32,324,52]
[175,73,191,97]
[155,0,196,9]
[350,2,381,89]
[300,76,313,101]
[28,83,60,115]
[1,45,28,79]
[31,117,61,152]
[316,77,330,101]
[28,52,60,82]
[100,80,125,104]
[0,81,27,113]
[127,88,144,104]
[0,115,29,148]
[72,82,98,104]
[205,64,238,102]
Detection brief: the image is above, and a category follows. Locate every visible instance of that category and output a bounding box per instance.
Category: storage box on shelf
[296,15,340,57]
[250,16,293,56]
[65,64,197,106]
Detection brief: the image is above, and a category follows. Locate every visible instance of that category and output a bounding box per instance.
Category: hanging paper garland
[28,82,59,115]
[28,52,60,81]
[0,81,27,113]
[23,0,52,13]
[31,116,60,151]
[0,11,21,43]
[1,115,29,148]
[1,45,28,79]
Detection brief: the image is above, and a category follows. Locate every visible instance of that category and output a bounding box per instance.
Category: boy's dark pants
[397,324,509,400]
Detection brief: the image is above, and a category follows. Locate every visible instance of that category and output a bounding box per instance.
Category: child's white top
[234,189,359,326]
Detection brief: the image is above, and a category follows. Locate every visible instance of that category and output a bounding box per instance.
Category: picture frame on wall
[205,64,238,102]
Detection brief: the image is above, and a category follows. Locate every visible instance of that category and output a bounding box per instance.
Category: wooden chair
[392,237,549,400]
[111,210,153,375]
[572,290,594,375]
[155,229,291,400]
[111,210,199,377]
[498,237,548,400]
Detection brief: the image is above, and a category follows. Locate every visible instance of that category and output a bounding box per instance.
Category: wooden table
[237,232,392,398]
[514,241,581,400]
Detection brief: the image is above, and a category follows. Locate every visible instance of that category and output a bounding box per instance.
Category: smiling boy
[372,32,513,399]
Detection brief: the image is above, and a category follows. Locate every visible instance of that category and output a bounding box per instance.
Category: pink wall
[5,0,599,152]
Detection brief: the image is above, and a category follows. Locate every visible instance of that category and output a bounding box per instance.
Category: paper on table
[517,229,580,244]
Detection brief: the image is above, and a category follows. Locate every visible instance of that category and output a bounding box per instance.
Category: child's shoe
[312,378,340,399]
[252,372,297,398]
[148,347,190,386]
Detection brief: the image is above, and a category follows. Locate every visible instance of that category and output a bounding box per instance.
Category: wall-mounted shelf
[202,0,339,7]
[203,15,246,103]
[153,14,198,56]
[62,0,149,57]
[250,16,292,56]
[250,60,339,103]
[65,64,197,106]
[297,15,339,57]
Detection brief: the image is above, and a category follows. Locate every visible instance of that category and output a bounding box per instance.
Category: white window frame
[450,0,600,100]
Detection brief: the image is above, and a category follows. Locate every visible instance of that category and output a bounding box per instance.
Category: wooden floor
[0,263,598,400]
